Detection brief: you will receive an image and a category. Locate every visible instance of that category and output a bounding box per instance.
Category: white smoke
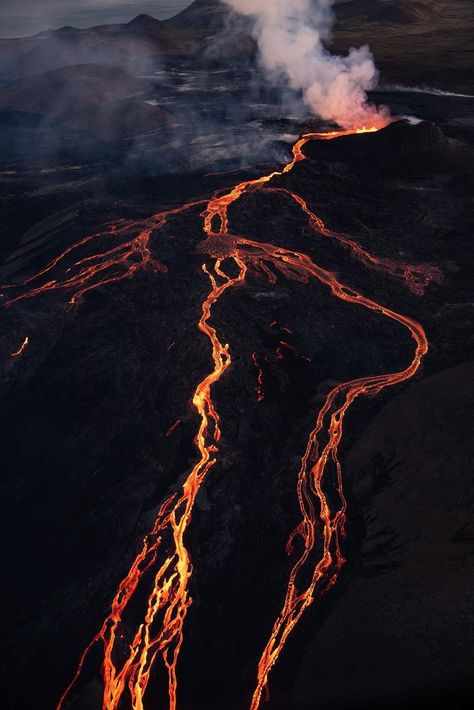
[224,0,389,129]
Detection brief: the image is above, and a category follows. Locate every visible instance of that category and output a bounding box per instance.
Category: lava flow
[10,335,29,357]
[1,200,207,309]
[56,256,246,710]
[2,125,441,710]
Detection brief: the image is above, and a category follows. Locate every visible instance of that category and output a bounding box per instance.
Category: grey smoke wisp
[224,0,389,129]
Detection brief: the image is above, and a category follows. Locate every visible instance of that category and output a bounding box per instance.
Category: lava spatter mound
[304,120,471,176]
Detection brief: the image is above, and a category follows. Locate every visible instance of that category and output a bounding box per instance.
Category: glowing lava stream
[198,142,430,705]
[2,126,439,710]
[10,335,29,357]
[56,256,246,710]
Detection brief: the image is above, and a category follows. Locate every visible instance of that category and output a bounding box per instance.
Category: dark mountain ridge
[0,13,194,80]
[0,0,472,91]
[165,0,230,30]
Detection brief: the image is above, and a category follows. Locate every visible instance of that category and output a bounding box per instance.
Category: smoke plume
[224,0,389,129]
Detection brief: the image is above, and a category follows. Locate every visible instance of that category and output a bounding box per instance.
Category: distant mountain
[333,0,474,92]
[0,64,171,144]
[0,64,150,116]
[0,1,446,83]
[0,14,201,80]
[0,0,470,91]
[165,0,229,30]
[335,0,441,24]
[164,0,441,30]
[126,13,177,38]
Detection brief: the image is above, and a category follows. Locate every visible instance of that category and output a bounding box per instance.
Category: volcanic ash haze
[225,0,389,129]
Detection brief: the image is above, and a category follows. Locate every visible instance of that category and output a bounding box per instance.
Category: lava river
[2,128,441,710]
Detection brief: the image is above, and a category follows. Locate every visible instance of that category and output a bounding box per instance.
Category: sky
[0,1,191,38]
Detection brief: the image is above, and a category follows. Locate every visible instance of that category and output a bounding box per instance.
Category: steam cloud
[224,0,388,129]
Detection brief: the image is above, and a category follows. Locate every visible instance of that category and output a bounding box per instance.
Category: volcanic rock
[126,14,170,36]
[0,110,104,164]
[61,101,171,142]
[165,0,230,30]
[304,120,473,176]
[0,65,151,117]
[332,0,474,93]
[0,64,171,149]
[335,0,440,24]
[448,171,474,198]
[0,15,188,80]
[292,362,474,709]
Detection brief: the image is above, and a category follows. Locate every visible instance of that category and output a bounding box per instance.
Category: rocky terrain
[292,362,474,709]
[0,2,473,710]
[0,14,198,79]
[333,0,474,93]
[0,1,473,87]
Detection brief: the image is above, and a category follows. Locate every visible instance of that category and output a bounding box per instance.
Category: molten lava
[2,126,441,710]
[10,335,29,357]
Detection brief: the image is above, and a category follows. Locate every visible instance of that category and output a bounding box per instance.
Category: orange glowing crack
[10,336,29,357]
[165,419,183,438]
[275,340,311,364]
[2,123,441,710]
[252,352,265,402]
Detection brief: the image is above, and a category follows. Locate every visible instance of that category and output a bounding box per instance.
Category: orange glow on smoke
[2,124,441,710]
